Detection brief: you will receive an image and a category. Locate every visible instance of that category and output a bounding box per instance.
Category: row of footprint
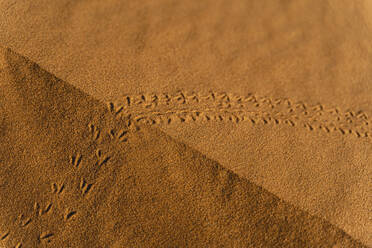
[108,92,369,130]
[120,109,370,139]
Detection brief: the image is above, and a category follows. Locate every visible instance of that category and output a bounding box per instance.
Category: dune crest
[0,47,367,247]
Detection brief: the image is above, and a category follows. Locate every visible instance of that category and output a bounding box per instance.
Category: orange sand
[0,46,367,247]
[0,0,372,247]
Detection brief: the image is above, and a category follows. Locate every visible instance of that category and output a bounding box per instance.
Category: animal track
[1,231,9,240]
[70,153,82,168]
[80,178,93,197]
[38,231,54,243]
[4,91,367,247]
[4,117,130,246]
[88,123,101,141]
[51,183,65,194]
[95,150,111,167]
[108,129,129,143]
[105,91,371,140]
[40,203,53,216]
[65,210,77,221]
[95,149,103,158]
[20,217,32,227]
[33,202,40,216]
[108,102,124,116]
[14,243,23,248]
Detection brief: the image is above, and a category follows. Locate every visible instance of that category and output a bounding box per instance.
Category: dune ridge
[0,47,368,247]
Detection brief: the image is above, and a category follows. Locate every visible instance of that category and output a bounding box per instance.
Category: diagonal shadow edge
[0,46,368,247]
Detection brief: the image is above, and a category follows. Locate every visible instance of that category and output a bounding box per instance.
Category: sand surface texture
[0,46,368,248]
[1,0,372,247]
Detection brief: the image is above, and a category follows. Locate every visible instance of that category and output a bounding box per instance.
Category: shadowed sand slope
[0,48,367,247]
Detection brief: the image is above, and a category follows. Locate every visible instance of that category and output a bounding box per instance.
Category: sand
[0,0,371,247]
[0,46,368,247]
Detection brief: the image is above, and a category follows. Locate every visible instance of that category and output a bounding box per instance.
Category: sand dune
[1,0,372,246]
[0,48,368,247]
[1,1,372,245]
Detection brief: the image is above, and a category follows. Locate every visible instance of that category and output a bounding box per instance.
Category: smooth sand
[0,0,372,247]
[0,46,368,248]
